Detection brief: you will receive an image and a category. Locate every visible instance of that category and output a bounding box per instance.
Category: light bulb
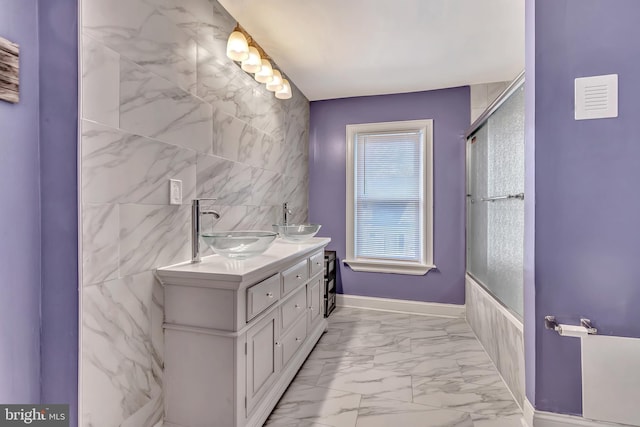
[241,47,262,73]
[266,69,284,92]
[255,59,274,83]
[275,79,292,99]
[226,31,249,61]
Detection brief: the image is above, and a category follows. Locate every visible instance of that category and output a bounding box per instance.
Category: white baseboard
[523,398,535,427]
[523,398,636,427]
[336,294,465,318]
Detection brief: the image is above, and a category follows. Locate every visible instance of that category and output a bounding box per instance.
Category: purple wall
[529,0,640,415]
[0,1,78,421]
[38,1,79,425]
[309,88,469,304]
[0,0,42,404]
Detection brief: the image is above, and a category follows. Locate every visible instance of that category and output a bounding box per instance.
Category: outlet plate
[169,179,182,205]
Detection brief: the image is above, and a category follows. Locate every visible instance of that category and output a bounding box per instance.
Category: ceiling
[217,0,525,101]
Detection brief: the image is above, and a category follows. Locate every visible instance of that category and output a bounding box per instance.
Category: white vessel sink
[201,231,277,259]
[273,224,322,242]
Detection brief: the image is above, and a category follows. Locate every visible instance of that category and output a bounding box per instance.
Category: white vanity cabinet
[156,238,330,427]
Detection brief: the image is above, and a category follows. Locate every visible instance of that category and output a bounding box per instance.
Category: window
[345,120,434,275]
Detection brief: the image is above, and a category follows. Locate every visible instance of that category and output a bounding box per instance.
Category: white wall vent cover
[575,74,618,120]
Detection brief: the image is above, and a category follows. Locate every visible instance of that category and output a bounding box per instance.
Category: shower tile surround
[80,0,310,425]
[466,277,525,409]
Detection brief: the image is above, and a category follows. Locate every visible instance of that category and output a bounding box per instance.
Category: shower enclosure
[466,73,525,317]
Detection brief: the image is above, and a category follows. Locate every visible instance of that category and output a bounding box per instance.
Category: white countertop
[156,237,331,287]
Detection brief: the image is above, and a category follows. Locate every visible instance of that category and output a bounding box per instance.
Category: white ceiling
[217,0,524,101]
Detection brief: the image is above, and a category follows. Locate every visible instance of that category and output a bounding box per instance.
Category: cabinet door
[246,310,280,415]
[307,278,322,328]
[280,314,307,368]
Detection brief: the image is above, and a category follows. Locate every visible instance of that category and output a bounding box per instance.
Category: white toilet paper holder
[545,316,598,335]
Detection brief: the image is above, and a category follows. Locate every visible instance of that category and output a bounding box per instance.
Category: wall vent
[575,74,618,120]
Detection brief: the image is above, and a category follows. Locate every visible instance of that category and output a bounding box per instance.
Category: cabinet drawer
[309,251,324,277]
[280,316,307,367]
[281,286,307,332]
[246,274,280,321]
[282,259,309,296]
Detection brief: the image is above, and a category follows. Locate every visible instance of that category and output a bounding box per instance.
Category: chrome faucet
[192,198,220,263]
[282,202,292,226]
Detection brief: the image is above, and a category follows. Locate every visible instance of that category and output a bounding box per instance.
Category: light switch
[169,179,182,205]
[575,74,618,120]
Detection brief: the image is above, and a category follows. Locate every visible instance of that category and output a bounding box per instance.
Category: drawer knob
[295,337,302,342]
[296,274,302,279]
[267,292,274,298]
[275,342,281,347]
[295,304,300,309]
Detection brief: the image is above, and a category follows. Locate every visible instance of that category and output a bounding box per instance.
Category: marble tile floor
[265,307,522,427]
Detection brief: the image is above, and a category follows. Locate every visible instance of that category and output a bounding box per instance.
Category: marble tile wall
[465,276,525,408]
[469,82,510,123]
[80,0,310,425]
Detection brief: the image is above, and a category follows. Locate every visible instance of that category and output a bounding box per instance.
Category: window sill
[343,259,436,276]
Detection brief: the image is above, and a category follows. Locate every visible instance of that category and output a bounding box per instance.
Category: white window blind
[345,119,434,276]
[355,131,423,262]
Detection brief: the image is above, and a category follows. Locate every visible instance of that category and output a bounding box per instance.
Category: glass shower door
[467,85,525,317]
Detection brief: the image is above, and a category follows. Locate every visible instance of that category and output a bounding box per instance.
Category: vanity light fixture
[226,24,291,100]
[255,59,274,83]
[266,70,284,92]
[275,79,292,99]
[226,30,249,61]
[241,46,262,73]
